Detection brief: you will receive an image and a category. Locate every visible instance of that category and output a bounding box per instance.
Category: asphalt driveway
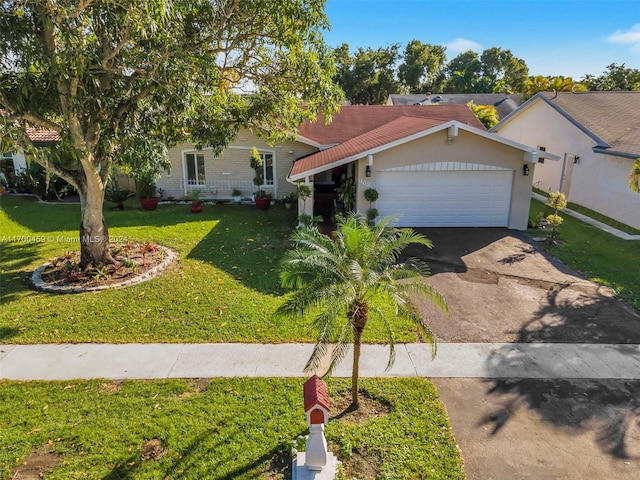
[405,228,640,480]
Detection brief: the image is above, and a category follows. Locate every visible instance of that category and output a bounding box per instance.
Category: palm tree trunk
[351,327,363,408]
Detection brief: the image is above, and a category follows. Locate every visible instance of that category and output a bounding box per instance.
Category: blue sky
[323,0,640,79]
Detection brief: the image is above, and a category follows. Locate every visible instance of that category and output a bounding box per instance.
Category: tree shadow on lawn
[1,194,251,233]
[102,426,304,479]
[3,195,297,295]
[0,241,46,304]
[483,286,640,459]
[186,206,296,294]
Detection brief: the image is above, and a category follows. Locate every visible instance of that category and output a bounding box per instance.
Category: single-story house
[491,91,640,230]
[6,105,551,230]
[1,126,59,187]
[286,105,554,230]
[387,93,523,121]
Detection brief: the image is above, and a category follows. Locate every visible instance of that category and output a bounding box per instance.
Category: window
[255,152,274,186]
[185,153,205,185]
[537,146,546,164]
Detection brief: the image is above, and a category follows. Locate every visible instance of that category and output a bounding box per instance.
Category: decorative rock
[31,246,178,294]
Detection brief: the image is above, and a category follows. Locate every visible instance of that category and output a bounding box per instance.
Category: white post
[305,423,328,471]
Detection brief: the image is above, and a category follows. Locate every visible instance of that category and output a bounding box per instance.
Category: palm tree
[278,214,448,408]
[629,159,640,193]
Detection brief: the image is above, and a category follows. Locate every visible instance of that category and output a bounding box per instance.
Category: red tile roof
[291,116,443,177]
[299,104,483,145]
[303,375,330,413]
[26,125,59,142]
[291,105,484,178]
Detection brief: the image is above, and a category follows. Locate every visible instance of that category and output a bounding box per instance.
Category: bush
[13,163,75,200]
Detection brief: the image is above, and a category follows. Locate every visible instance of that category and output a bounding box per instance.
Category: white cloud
[607,24,640,53]
[446,37,482,54]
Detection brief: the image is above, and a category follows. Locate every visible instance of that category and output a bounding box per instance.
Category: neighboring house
[287,105,553,230]
[1,125,59,187]
[387,93,523,121]
[491,91,640,230]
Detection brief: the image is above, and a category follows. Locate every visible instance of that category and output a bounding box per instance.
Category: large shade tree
[444,47,528,94]
[332,43,401,104]
[398,39,446,93]
[1,0,342,267]
[278,214,448,408]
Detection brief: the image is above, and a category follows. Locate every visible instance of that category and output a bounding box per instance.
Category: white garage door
[376,169,513,227]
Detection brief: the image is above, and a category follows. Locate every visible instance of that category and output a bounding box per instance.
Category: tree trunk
[351,327,363,409]
[78,174,115,268]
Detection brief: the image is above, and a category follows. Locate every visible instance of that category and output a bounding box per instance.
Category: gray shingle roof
[539,91,640,156]
[387,93,523,120]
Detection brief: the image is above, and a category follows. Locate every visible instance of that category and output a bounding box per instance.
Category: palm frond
[326,326,354,375]
[368,304,396,370]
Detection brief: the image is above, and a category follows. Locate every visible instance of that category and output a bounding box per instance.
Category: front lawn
[529,199,640,311]
[0,196,418,344]
[0,377,464,479]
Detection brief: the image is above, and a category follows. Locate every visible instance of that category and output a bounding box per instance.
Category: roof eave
[290,120,558,180]
[491,93,610,149]
[593,147,640,160]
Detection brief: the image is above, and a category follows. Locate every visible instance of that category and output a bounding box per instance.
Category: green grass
[0,195,418,344]
[0,378,464,480]
[532,187,640,235]
[529,199,640,310]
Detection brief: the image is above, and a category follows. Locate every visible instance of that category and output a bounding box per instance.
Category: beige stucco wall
[495,100,640,229]
[157,128,318,200]
[351,127,534,230]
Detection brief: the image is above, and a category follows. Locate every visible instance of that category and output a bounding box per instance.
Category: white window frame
[258,152,275,186]
[183,152,206,188]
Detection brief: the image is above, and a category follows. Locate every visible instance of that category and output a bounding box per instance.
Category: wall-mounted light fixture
[365,165,371,177]
[573,156,580,164]
[446,124,458,145]
[523,164,530,176]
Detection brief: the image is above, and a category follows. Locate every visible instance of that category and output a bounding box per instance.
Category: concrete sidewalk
[531,192,640,240]
[2,342,640,381]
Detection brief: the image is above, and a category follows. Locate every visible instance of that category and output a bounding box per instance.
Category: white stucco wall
[352,127,534,230]
[495,100,640,229]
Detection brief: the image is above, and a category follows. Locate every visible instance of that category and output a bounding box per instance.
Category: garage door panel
[376,170,512,227]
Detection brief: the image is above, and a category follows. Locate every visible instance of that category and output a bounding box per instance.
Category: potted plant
[363,188,379,207]
[137,175,159,211]
[232,188,242,203]
[188,189,203,213]
[254,183,272,210]
[251,147,272,210]
[297,183,311,212]
[281,191,297,209]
